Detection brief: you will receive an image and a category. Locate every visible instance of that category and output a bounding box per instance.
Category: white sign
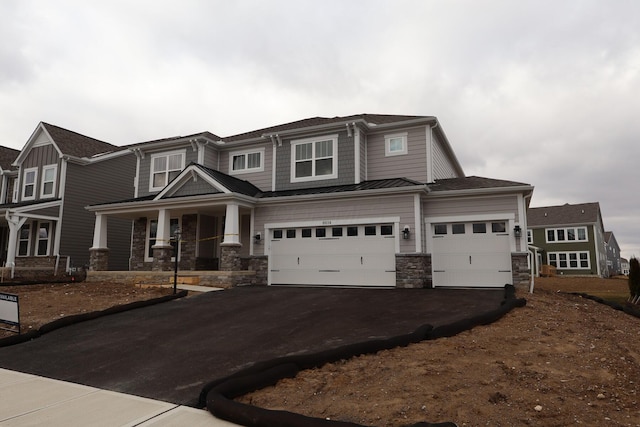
[0,292,19,325]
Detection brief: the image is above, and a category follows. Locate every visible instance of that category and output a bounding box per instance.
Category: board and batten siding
[137,146,198,198]
[18,144,61,202]
[366,127,428,183]
[219,142,272,191]
[432,133,460,180]
[253,193,417,256]
[62,154,136,270]
[274,130,355,191]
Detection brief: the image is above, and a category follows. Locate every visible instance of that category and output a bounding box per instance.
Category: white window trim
[40,164,58,198]
[17,223,31,257]
[149,150,186,192]
[545,226,589,243]
[145,217,182,262]
[290,134,338,183]
[22,167,38,201]
[385,132,408,156]
[229,148,265,175]
[12,179,18,203]
[548,251,591,270]
[35,221,52,256]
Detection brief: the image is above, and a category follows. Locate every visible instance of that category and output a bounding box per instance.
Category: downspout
[528,247,535,293]
[523,191,533,292]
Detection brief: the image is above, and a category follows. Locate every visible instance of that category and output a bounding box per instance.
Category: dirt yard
[240,277,640,426]
[1,277,639,426]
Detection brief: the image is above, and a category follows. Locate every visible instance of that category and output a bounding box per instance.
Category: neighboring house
[0,145,21,262]
[527,202,607,277]
[87,114,534,289]
[0,122,136,278]
[604,231,622,276]
[621,258,630,276]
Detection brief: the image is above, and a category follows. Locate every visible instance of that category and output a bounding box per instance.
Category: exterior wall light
[254,232,262,243]
[402,225,410,240]
[514,225,522,238]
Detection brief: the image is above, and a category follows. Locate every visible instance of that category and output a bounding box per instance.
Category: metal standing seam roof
[427,176,531,191]
[527,202,601,227]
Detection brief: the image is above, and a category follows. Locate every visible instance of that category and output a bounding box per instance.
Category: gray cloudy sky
[1,0,639,259]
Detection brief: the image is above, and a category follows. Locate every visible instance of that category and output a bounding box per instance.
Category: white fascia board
[255,185,428,205]
[13,199,62,213]
[129,135,222,155]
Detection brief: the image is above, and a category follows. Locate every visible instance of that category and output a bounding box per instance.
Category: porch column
[152,208,173,271]
[6,215,27,277]
[220,203,242,271]
[89,213,109,271]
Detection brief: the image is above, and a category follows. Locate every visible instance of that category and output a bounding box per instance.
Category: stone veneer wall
[86,270,255,288]
[241,256,268,286]
[511,253,530,289]
[179,214,197,270]
[395,254,431,288]
[131,218,150,271]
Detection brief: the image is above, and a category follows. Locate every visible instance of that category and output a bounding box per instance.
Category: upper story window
[40,165,57,198]
[149,150,185,192]
[290,135,338,183]
[385,132,408,156]
[546,226,588,243]
[22,167,38,201]
[230,148,264,175]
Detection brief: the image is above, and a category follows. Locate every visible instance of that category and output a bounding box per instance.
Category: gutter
[425,185,535,198]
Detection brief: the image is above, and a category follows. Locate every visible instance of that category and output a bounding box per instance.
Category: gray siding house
[604,231,622,276]
[88,114,534,289]
[0,123,135,278]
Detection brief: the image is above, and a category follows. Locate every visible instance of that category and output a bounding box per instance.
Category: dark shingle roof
[260,178,425,198]
[42,123,126,158]
[428,176,530,192]
[192,163,262,197]
[223,114,433,142]
[0,146,19,170]
[527,202,601,227]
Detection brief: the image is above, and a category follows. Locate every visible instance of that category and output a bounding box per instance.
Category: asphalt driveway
[0,286,505,407]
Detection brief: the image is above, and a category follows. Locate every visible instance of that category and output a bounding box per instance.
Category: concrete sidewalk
[0,368,238,426]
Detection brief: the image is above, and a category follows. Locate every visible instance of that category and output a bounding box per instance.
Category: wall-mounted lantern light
[254,232,262,243]
[402,225,411,240]
[514,225,522,238]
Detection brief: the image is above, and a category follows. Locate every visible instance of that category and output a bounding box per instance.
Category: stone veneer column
[220,244,242,271]
[152,246,173,271]
[89,248,110,271]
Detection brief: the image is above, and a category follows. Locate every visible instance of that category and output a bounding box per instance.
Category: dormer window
[290,135,338,183]
[22,167,38,200]
[385,132,408,156]
[230,148,264,175]
[40,165,57,198]
[149,150,185,192]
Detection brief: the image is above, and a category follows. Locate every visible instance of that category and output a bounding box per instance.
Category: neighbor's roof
[0,146,19,171]
[428,176,531,192]
[223,114,434,142]
[527,202,601,227]
[42,123,127,158]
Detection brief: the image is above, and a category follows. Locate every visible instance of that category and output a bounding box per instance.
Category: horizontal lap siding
[202,146,218,169]
[253,194,416,255]
[424,195,521,222]
[366,127,428,182]
[432,133,459,180]
[220,142,272,192]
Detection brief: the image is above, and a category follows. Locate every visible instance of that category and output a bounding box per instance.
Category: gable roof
[190,163,262,197]
[527,202,602,227]
[41,123,126,158]
[0,145,19,171]
[428,176,531,192]
[223,114,435,142]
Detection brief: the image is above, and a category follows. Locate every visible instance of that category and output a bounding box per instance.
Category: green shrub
[629,257,640,298]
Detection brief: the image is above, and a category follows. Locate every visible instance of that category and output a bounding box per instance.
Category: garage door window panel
[473,223,487,234]
[381,225,393,236]
[434,224,447,235]
[491,222,506,233]
[302,229,312,238]
[332,227,343,237]
[316,228,326,238]
[347,226,358,236]
[452,224,465,234]
[286,229,296,238]
[365,226,376,236]
[273,230,283,239]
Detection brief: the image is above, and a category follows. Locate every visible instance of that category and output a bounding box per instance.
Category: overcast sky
[1,0,639,260]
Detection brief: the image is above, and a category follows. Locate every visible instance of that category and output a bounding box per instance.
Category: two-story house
[87,114,533,289]
[604,231,622,276]
[0,122,136,279]
[527,202,608,277]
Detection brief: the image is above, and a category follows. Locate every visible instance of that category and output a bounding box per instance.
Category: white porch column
[91,213,108,249]
[222,203,241,245]
[155,209,171,248]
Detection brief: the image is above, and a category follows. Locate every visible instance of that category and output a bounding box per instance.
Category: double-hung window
[230,148,264,174]
[149,151,185,192]
[548,251,590,269]
[36,221,51,256]
[385,132,408,156]
[18,224,31,256]
[22,167,38,200]
[291,135,338,182]
[146,218,181,261]
[40,165,57,198]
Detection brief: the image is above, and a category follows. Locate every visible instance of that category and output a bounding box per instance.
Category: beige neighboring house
[87,114,534,289]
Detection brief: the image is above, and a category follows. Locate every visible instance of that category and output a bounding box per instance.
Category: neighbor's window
[291,135,338,182]
[40,165,57,198]
[385,132,408,156]
[18,224,31,256]
[548,251,590,269]
[22,167,38,200]
[546,227,588,243]
[150,151,185,191]
[230,148,264,174]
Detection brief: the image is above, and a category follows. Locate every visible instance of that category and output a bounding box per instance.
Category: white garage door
[269,224,396,287]
[431,221,512,288]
